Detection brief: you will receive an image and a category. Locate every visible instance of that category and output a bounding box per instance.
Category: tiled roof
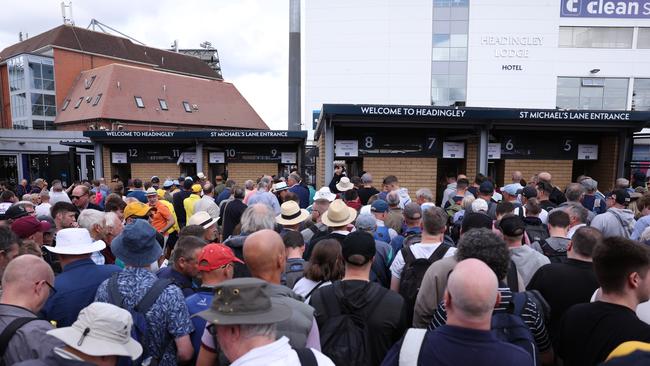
[0,25,220,80]
[55,63,268,130]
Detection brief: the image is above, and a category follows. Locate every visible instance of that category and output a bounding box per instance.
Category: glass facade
[557,77,629,110]
[6,54,56,130]
[559,27,633,48]
[431,0,468,106]
[633,79,650,111]
[638,28,650,49]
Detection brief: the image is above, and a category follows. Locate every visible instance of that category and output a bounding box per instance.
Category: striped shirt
[428,287,551,352]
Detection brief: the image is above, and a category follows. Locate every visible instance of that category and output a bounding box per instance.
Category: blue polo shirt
[382,325,533,366]
[185,289,214,360]
[41,258,121,327]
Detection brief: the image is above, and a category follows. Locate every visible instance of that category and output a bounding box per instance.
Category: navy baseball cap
[479,181,494,194]
[371,199,389,213]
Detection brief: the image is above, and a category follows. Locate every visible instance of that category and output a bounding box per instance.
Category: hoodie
[590,207,636,238]
[531,236,570,255]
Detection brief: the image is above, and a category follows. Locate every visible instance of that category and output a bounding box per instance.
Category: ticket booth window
[209,164,226,182]
[180,164,196,179]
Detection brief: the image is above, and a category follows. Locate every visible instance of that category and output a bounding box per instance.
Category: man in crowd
[48,182,70,205]
[40,228,121,328]
[498,215,550,286]
[126,178,147,203]
[288,173,310,209]
[188,211,219,243]
[538,172,566,205]
[389,202,423,253]
[34,190,51,218]
[282,231,307,289]
[591,189,636,238]
[71,185,101,212]
[358,173,379,206]
[214,175,226,196]
[310,231,407,365]
[194,183,220,220]
[382,259,533,365]
[215,179,236,206]
[305,199,357,261]
[557,236,650,365]
[527,227,601,342]
[380,175,411,208]
[184,184,202,223]
[248,178,281,215]
[564,202,589,239]
[530,210,571,262]
[95,219,193,364]
[157,235,206,297]
[301,187,334,244]
[15,302,143,366]
[173,180,193,228]
[580,178,607,215]
[0,255,62,364]
[221,186,247,241]
[225,204,277,277]
[354,214,394,288]
[415,188,435,209]
[0,227,20,283]
[242,230,319,349]
[477,181,498,219]
[10,215,50,246]
[384,191,404,235]
[185,243,241,361]
[276,200,309,235]
[370,199,398,242]
[197,278,334,365]
[146,188,176,239]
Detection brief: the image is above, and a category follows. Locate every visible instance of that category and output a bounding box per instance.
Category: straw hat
[276,201,310,226]
[336,177,354,192]
[321,199,357,227]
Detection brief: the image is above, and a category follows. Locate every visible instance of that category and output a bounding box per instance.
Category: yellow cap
[156,189,166,199]
[123,202,154,220]
[191,184,202,193]
[607,341,650,361]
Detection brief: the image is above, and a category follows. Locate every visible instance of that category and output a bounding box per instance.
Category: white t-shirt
[231,336,334,366]
[35,203,52,217]
[293,278,332,303]
[390,242,456,279]
[514,206,548,224]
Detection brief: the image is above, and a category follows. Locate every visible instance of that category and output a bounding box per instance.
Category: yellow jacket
[184,194,201,223]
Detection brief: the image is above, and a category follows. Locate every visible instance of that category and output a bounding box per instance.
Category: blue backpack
[107,273,173,366]
[491,292,539,366]
[373,226,390,242]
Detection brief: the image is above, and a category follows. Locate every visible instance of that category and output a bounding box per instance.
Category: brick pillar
[466,138,478,181]
[590,135,619,191]
[102,146,111,179]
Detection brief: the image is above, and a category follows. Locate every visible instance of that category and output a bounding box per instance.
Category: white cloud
[0,0,289,130]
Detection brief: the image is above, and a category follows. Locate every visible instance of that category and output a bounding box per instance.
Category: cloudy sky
[0,0,290,130]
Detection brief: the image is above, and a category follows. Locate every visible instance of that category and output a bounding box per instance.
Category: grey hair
[615,178,630,189]
[238,323,277,340]
[52,183,64,192]
[289,173,302,183]
[21,194,32,201]
[244,180,255,190]
[416,188,434,202]
[15,201,34,209]
[104,212,121,228]
[39,190,50,198]
[386,191,400,206]
[257,179,270,191]
[564,202,589,224]
[565,183,585,202]
[241,204,276,233]
[361,173,373,184]
[77,209,106,230]
[461,195,475,210]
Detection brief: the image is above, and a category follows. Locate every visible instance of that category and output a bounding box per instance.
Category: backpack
[446,203,462,218]
[402,232,422,248]
[398,244,451,324]
[283,258,306,289]
[524,223,549,244]
[491,292,540,366]
[107,273,173,366]
[539,239,567,263]
[0,317,39,366]
[374,226,390,242]
[317,283,388,366]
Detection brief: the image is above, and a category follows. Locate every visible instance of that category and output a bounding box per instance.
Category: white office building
[302,0,650,131]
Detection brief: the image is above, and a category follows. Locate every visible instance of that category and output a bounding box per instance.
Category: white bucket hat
[321,199,357,228]
[43,228,105,255]
[336,177,354,192]
[47,302,142,360]
[272,181,289,193]
[276,201,310,226]
[314,187,336,202]
[188,211,219,229]
[197,172,206,179]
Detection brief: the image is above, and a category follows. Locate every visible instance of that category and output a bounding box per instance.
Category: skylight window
[182,101,192,113]
[159,99,168,110]
[74,97,83,109]
[93,94,102,106]
[84,76,96,89]
[134,96,145,108]
[61,99,70,111]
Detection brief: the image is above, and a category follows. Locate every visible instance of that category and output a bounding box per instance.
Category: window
[85,76,96,89]
[182,101,192,113]
[134,96,145,108]
[556,77,629,110]
[638,28,650,49]
[8,56,25,92]
[92,94,102,106]
[74,97,83,109]
[31,93,56,116]
[29,61,54,90]
[559,27,633,48]
[432,0,468,106]
[633,79,650,111]
[61,99,70,111]
[159,99,168,110]
[32,120,55,130]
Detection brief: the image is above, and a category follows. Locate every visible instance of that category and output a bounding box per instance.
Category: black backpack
[524,223,549,244]
[539,239,567,263]
[398,243,451,324]
[402,232,422,248]
[491,292,540,366]
[107,273,173,366]
[316,283,388,366]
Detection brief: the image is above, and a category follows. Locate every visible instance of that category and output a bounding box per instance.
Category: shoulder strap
[305,280,327,300]
[107,272,124,306]
[511,292,527,316]
[0,317,39,359]
[428,243,451,263]
[401,246,416,266]
[398,328,427,366]
[135,278,173,313]
[507,260,519,292]
[295,348,318,366]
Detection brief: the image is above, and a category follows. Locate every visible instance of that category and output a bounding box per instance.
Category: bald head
[1,255,54,313]
[243,229,285,284]
[538,172,552,183]
[446,258,499,328]
[512,171,523,183]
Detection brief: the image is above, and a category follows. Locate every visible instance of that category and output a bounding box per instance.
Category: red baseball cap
[198,243,243,272]
[11,216,51,239]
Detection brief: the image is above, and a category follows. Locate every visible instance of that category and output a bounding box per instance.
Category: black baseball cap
[5,204,30,220]
[342,231,376,265]
[479,181,494,194]
[461,212,493,233]
[521,186,538,199]
[497,215,525,237]
[606,189,631,205]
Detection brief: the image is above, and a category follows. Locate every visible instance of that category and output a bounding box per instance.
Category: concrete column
[196,143,204,174]
[94,143,103,179]
[617,131,631,179]
[324,121,335,185]
[288,0,301,131]
[478,128,489,175]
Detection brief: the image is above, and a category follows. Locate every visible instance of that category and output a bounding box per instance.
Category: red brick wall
[0,65,10,128]
[362,157,438,200]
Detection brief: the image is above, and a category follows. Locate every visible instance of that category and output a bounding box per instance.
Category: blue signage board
[561,0,650,18]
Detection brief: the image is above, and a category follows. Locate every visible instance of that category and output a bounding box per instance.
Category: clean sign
[443,142,465,159]
[561,0,650,18]
[578,144,599,160]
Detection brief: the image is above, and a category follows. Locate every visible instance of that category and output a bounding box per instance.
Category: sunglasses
[70,193,88,200]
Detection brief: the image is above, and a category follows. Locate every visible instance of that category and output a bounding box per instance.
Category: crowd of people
[0,168,650,365]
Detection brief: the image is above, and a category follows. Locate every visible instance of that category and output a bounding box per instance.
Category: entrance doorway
[436,158,467,205]
[112,164,131,186]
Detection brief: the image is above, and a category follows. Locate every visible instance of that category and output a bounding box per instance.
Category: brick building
[316,104,650,201]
